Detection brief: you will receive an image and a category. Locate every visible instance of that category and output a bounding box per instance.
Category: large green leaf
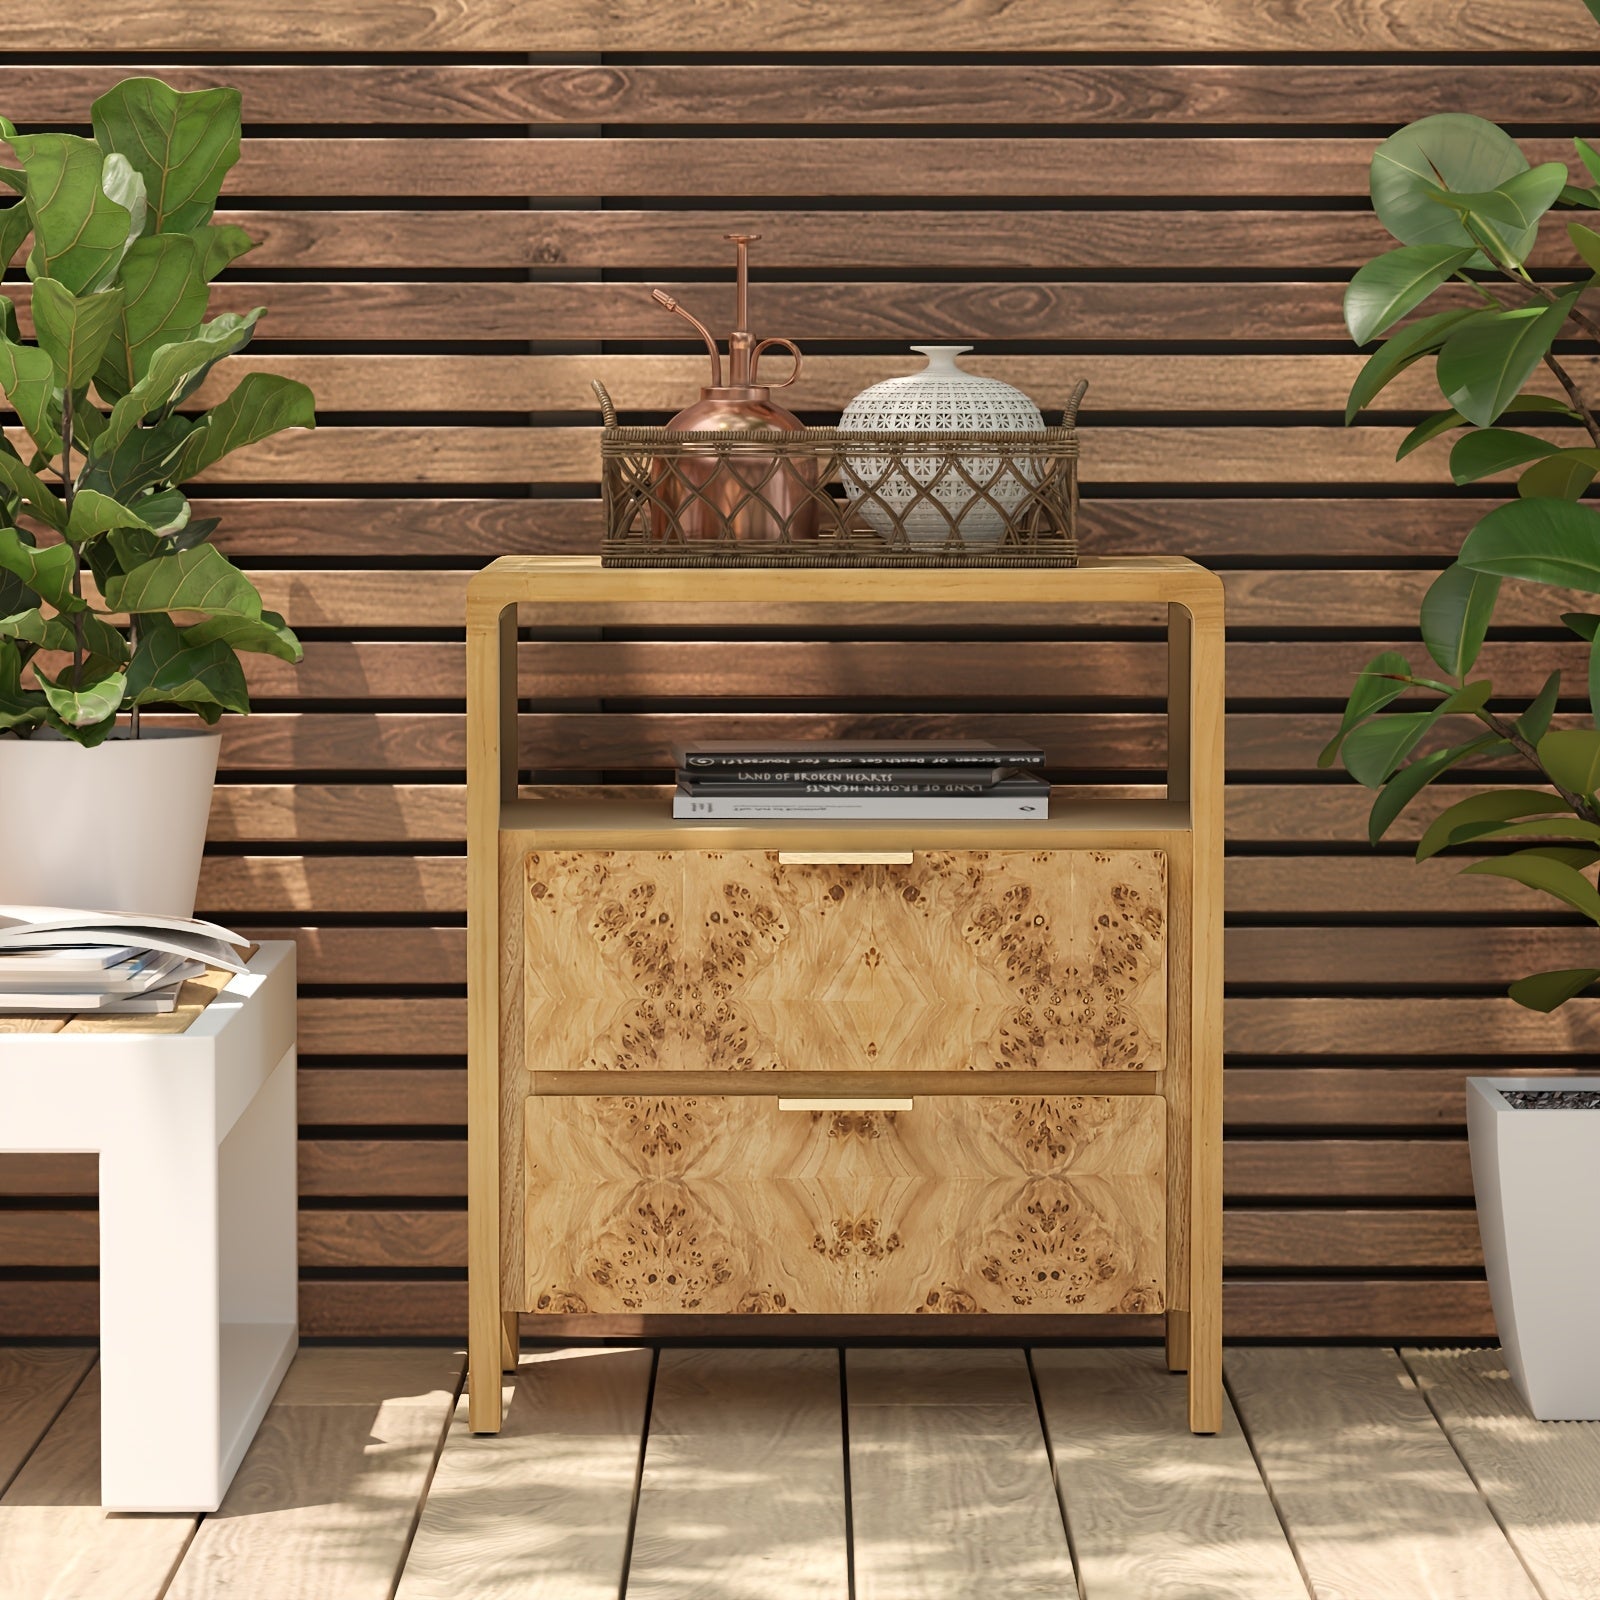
[64,488,155,545]
[1518,449,1600,502]
[0,198,31,273]
[1317,650,1414,766]
[95,232,208,399]
[0,603,127,662]
[1462,817,1600,847]
[1519,670,1563,745]
[1366,732,1509,843]
[1422,163,1570,265]
[1345,307,1489,424]
[1343,709,1446,788]
[1395,409,1467,460]
[36,656,126,729]
[92,79,241,237]
[1420,562,1502,676]
[1437,293,1579,428]
[1570,221,1600,276]
[197,223,253,281]
[3,132,143,294]
[1459,496,1600,590]
[167,372,316,483]
[1539,728,1600,796]
[29,278,125,392]
[0,525,79,610]
[1448,428,1559,485]
[0,324,60,458]
[132,488,190,536]
[1371,114,1533,257]
[1416,788,1570,860]
[79,413,191,500]
[123,615,248,713]
[1509,968,1600,1012]
[182,608,301,663]
[0,451,67,531]
[1343,245,1477,345]
[1463,850,1600,924]
[0,638,48,733]
[102,544,261,618]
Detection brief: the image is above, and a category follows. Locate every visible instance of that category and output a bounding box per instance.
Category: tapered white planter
[1467,1075,1600,1420]
[0,728,221,917]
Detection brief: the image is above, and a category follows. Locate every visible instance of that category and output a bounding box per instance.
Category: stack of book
[0,906,252,1015]
[673,740,1049,819]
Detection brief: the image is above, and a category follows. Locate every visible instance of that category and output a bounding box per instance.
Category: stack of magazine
[0,906,252,1015]
[673,740,1050,819]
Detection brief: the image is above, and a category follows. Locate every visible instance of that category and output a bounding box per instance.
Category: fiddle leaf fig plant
[1323,94,1600,1013]
[0,76,313,747]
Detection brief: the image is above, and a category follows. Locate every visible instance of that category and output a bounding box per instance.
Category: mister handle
[750,336,803,390]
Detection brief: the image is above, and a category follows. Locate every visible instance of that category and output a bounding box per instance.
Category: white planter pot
[1467,1075,1600,1420]
[0,728,221,918]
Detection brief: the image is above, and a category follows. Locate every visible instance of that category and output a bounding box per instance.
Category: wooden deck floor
[1,1343,1596,1599]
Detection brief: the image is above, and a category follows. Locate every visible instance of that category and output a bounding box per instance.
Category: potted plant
[1324,87,1600,1417]
[0,78,313,916]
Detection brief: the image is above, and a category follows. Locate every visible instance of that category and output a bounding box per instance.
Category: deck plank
[847,1348,1074,1599]
[1032,1347,1308,1600]
[1227,1346,1542,1600]
[396,1346,652,1600]
[0,1365,196,1600]
[1405,1346,1600,1600]
[0,1348,93,1494]
[163,1346,461,1600]
[626,1347,849,1600]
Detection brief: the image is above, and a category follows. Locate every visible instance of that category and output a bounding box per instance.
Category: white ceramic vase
[840,345,1044,544]
[1467,1075,1600,1419]
[0,727,222,917]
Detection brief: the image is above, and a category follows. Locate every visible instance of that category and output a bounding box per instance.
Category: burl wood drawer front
[524,848,1166,1074]
[523,1094,1164,1317]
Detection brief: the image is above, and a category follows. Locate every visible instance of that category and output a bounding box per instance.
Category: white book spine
[672,790,1049,820]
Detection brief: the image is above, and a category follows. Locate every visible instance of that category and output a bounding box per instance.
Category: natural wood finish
[846,1348,1074,1598]
[396,1348,652,1600]
[0,1365,199,1600]
[1034,1347,1308,1598]
[627,1348,848,1600]
[299,1209,466,1269]
[1404,1347,1600,1600]
[523,1094,1165,1316]
[523,847,1167,1077]
[534,1070,1165,1097]
[1227,1140,1473,1199]
[0,1350,93,1496]
[1227,1347,1544,1600]
[165,1347,462,1600]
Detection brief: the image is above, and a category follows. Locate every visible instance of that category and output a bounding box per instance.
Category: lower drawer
[523,1093,1164,1317]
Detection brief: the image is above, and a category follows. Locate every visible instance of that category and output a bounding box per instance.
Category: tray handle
[1061,378,1089,429]
[591,379,618,429]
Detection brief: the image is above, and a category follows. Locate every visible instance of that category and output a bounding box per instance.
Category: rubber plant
[0,77,314,747]
[1322,82,1600,1012]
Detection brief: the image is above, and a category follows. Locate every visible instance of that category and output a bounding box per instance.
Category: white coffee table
[0,941,298,1510]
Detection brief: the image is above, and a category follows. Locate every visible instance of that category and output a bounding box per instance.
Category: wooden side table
[0,943,298,1510]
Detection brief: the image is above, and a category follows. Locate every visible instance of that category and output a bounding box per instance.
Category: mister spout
[651,289,723,389]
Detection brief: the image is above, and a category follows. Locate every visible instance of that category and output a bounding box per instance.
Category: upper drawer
[524,847,1166,1075]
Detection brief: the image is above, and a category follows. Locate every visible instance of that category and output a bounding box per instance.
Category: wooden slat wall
[3,2,1596,1342]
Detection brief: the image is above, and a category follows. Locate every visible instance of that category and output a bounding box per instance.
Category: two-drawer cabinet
[466,558,1224,1433]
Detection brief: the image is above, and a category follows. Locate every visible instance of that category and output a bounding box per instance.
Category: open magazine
[0,906,251,1013]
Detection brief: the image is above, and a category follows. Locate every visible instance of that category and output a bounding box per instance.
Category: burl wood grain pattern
[523,1094,1164,1317]
[523,849,1166,1077]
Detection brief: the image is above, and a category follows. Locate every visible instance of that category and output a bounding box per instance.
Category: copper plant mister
[649,235,819,541]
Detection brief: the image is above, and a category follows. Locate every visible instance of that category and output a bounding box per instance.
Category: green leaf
[1589,629,1600,730]
[1571,221,1600,276]
[1437,292,1579,428]
[1317,650,1414,766]
[1345,307,1490,424]
[1464,817,1600,847]
[1396,409,1468,460]
[1519,670,1563,745]
[182,608,300,663]
[36,656,125,728]
[1447,428,1558,485]
[1440,678,1493,715]
[1463,850,1600,924]
[1540,728,1600,796]
[167,372,316,483]
[1367,732,1509,843]
[95,232,208,399]
[1371,114,1535,259]
[0,198,31,273]
[0,639,49,733]
[3,133,141,294]
[0,604,127,663]
[1579,136,1600,186]
[64,488,155,545]
[29,277,125,392]
[1459,496,1600,590]
[1422,163,1570,265]
[0,451,66,531]
[102,543,261,618]
[1561,183,1600,211]
[123,615,247,713]
[1509,968,1600,1012]
[92,79,241,237]
[0,525,80,610]
[1343,245,1478,345]
[1344,709,1445,788]
[1503,393,1583,415]
[1565,612,1600,641]
[197,223,253,281]
[79,414,191,501]
[134,489,190,536]
[1518,449,1600,502]
[0,325,60,458]
[1416,788,1570,860]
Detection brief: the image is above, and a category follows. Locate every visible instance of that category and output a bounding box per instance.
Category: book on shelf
[673,774,1050,820]
[677,739,1046,771]
[0,905,251,1015]
[676,767,1019,796]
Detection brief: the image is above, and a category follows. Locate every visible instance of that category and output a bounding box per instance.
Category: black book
[678,769,1026,797]
[679,739,1046,771]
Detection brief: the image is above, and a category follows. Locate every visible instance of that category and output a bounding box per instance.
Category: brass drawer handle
[777,1098,913,1112]
[777,851,913,865]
